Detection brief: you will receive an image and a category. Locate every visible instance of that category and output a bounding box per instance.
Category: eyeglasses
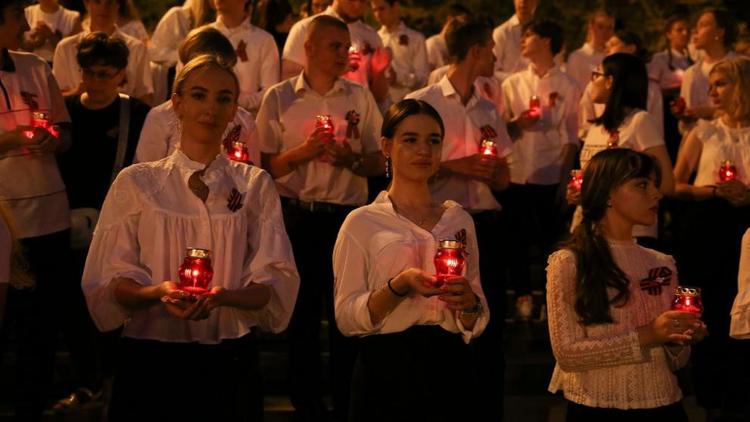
[590,70,605,81]
[81,68,120,81]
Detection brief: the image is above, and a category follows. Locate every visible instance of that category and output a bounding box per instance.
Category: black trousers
[0,229,75,421]
[673,199,750,415]
[566,401,688,422]
[349,326,478,422]
[500,183,564,296]
[283,202,358,422]
[108,334,263,422]
[470,210,506,421]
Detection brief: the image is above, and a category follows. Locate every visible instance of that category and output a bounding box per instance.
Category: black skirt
[349,325,480,422]
[566,400,688,422]
[108,332,263,422]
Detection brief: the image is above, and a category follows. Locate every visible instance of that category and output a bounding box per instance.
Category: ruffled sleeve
[731,229,750,339]
[237,170,300,333]
[81,167,150,332]
[546,250,648,372]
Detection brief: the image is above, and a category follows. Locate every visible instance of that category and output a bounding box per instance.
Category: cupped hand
[438,276,478,312]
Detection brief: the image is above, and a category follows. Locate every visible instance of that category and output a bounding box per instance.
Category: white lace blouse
[731,229,750,339]
[333,192,489,344]
[81,150,299,343]
[546,241,689,409]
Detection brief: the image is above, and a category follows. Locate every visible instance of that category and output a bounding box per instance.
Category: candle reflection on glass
[178,248,214,296]
[228,140,250,163]
[718,160,737,182]
[434,239,465,288]
[671,286,703,316]
[480,139,498,158]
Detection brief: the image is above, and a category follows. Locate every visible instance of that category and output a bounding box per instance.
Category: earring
[385,155,391,178]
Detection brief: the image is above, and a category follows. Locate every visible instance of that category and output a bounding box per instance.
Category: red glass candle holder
[316,114,334,135]
[433,239,465,287]
[671,286,703,316]
[24,111,57,139]
[480,139,498,158]
[348,46,360,72]
[672,96,686,115]
[568,169,583,192]
[718,160,737,182]
[528,95,541,117]
[177,248,214,295]
[228,140,250,163]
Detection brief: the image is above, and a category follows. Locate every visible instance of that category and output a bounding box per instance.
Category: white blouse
[333,191,488,344]
[731,229,750,339]
[691,118,750,186]
[81,150,300,343]
[647,49,692,91]
[134,100,260,166]
[547,242,689,409]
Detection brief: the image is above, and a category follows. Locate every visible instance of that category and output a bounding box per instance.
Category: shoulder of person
[404,83,436,101]
[404,25,425,42]
[9,50,49,69]
[547,248,577,271]
[635,243,676,268]
[114,30,146,51]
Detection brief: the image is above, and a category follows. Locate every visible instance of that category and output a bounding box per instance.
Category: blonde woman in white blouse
[548,148,706,420]
[673,56,750,419]
[333,99,488,422]
[81,54,299,421]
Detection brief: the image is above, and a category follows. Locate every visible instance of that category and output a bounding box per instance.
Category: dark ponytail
[563,149,661,325]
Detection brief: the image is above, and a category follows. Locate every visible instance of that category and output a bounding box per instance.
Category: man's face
[84,0,118,25]
[334,0,367,22]
[371,0,398,28]
[307,25,351,77]
[0,4,29,50]
[212,0,246,16]
[590,14,615,46]
[475,35,496,77]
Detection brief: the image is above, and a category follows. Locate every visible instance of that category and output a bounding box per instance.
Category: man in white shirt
[257,15,384,422]
[371,0,429,103]
[492,0,538,84]
[501,19,578,322]
[210,0,279,115]
[424,3,470,70]
[52,0,153,104]
[406,16,511,421]
[21,0,81,64]
[282,0,391,105]
[0,1,74,419]
[565,9,614,91]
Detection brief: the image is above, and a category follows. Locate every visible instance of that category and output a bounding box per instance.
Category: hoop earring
[385,155,391,178]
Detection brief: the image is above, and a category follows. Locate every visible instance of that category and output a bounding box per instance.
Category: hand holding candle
[528,95,541,117]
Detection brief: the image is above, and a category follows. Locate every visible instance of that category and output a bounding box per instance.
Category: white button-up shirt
[427,65,504,116]
[257,74,382,205]
[406,76,513,211]
[648,49,692,91]
[210,16,279,114]
[0,50,70,239]
[283,6,383,89]
[134,100,259,166]
[53,28,153,99]
[81,150,300,342]
[148,5,192,66]
[492,14,529,83]
[24,4,80,63]
[564,42,605,94]
[502,64,580,185]
[378,21,429,103]
[690,118,750,186]
[425,34,447,70]
[680,52,739,109]
[333,191,488,343]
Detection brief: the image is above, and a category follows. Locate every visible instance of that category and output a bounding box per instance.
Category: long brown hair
[0,205,33,289]
[563,149,661,325]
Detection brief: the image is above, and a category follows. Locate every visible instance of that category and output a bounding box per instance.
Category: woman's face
[590,64,613,104]
[382,113,443,183]
[667,20,690,51]
[607,175,662,227]
[708,70,733,112]
[172,66,238,147]
[693,12,723,50]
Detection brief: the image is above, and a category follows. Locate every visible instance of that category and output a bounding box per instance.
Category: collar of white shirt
[526,62,562,79]
[214,14,253,34]
[380,20,407,36]
[169,149,230,185]
[437,75,481,108]
[372,190,462,216]
[293,72,348,97]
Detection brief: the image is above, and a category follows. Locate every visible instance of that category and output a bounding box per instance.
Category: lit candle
[718,160,738,182]
[24,111,59,139]
[177,248,214,295]
[671,286,703,316]
[480,139,498,158]
[569,169,583,192]
[528,95,541,117]
[316,114,334,135]
[228,140,250,163]
[433,239,465,287]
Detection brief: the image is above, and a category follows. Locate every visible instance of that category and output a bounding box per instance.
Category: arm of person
[262,127,328,178]
[672,129,715,201]
[367,47,391,105]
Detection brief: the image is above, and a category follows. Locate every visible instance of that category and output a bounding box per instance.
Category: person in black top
[55,31,149,410]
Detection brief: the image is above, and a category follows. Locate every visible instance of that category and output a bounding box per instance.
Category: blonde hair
[172,54,240,99]
[0,205,33,290]
[710,57,750,121]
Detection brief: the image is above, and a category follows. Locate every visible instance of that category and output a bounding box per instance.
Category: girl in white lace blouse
[333,100,488,422]
[81,55,299,421]
[547,149,706,420]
